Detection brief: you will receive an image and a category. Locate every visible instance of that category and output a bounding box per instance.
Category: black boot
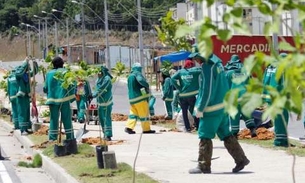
[250,127,257,138]
[143,130,156,134]
[189,139,212,174]
[224,135,250,173]
[64,138,78,155]
[125,127,136,134]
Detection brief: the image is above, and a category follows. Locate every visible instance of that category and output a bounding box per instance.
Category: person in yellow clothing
[124,63,155,134]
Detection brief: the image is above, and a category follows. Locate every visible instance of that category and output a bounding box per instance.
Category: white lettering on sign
[221,44,271,54]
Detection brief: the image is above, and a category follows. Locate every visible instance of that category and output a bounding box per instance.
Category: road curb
[1,120,79,183]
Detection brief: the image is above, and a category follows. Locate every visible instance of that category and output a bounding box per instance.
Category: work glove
[194,108,203,118]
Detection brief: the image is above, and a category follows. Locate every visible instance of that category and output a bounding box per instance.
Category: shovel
[75,100,90,141]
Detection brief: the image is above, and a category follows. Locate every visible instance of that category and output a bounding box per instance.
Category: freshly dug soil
[33,125,49,135]
[238,127,274,140]
[31,140,56,149]
[150,115,165,121]
[82,137,125,146]
[111,113,128,121]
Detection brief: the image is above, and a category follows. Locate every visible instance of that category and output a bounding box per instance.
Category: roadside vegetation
[26,125,158,183]
[18,154,42,168]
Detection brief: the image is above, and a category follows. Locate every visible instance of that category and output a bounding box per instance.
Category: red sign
[211,35,294,65]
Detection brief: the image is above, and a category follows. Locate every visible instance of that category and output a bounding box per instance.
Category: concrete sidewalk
[2,116,305,183]
[78,122,305,183]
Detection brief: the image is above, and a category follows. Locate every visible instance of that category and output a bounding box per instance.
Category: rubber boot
[189,139,212,174]
[64,138,78,155]
[224,135,250,173]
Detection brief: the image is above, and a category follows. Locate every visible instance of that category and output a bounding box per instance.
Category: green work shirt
[171,67,201,98]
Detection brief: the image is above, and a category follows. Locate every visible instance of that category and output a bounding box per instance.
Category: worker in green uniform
[92,66,113,141]
[160,69,174,120]
[224,54,243,88]
[75,78,91,123]
[15,59,38,135]
[43,57,76,147]
[188,51,249,174]
[225,54,257,138]
[7,69,19,130]
[149,95,156,116]
[171,59,201,131]
[262,53,290,147]
[125,62,155,134]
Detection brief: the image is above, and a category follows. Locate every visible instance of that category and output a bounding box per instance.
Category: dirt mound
[239,127,274,140]
[150,115,165,121]
[82,137,125,146]
[31,140,56,149]
[33,125,49,135]
[111,113,128,121]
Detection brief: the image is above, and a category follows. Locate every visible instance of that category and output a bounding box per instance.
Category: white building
[183,0,299,36]
[170,3,187,21]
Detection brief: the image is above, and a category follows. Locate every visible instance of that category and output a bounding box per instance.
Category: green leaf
[258,2,272,15]
[175,25,193,38]
[278,41,296,52]
[240,93,263,117]
[230,7,243,17]
[226,0,236,6]
[224,89,239,118]
[262,96,287,120]
[216,29,232,42]
[206,0,215,7]
[223,13,231,23]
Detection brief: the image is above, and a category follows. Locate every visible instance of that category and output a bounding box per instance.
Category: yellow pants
[126,100,151,131]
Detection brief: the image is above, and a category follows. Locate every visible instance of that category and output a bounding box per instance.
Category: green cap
[188,44,200,58]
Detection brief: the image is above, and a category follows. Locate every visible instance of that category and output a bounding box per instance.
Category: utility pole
[41,20,45,58]
[137,0,145,75]
[38,19,41,58]
[55,21,59,56]
[26,25,29,56]
[271,4,279,54]
[45,18,48,58]
[28,27,31,56]
[104,0,111,69]
[66,18,70,63]
[81,0,86,62]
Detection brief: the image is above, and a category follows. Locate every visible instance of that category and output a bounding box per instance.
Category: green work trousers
[198,113,232,140]
[230,105,256,134]
[274,109,289,147]
[98,105,113,138]
[49,102,74,141]
[17,96,31,132]
[165,101,173,118]
[11,100,19,129]
[76,96,87,122]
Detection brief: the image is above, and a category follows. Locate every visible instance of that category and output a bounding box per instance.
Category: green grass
[26,127,158,182]
[28,134,49,145]
[42,143,158,183]
[18,154,42,168]
[239,138,305,157]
